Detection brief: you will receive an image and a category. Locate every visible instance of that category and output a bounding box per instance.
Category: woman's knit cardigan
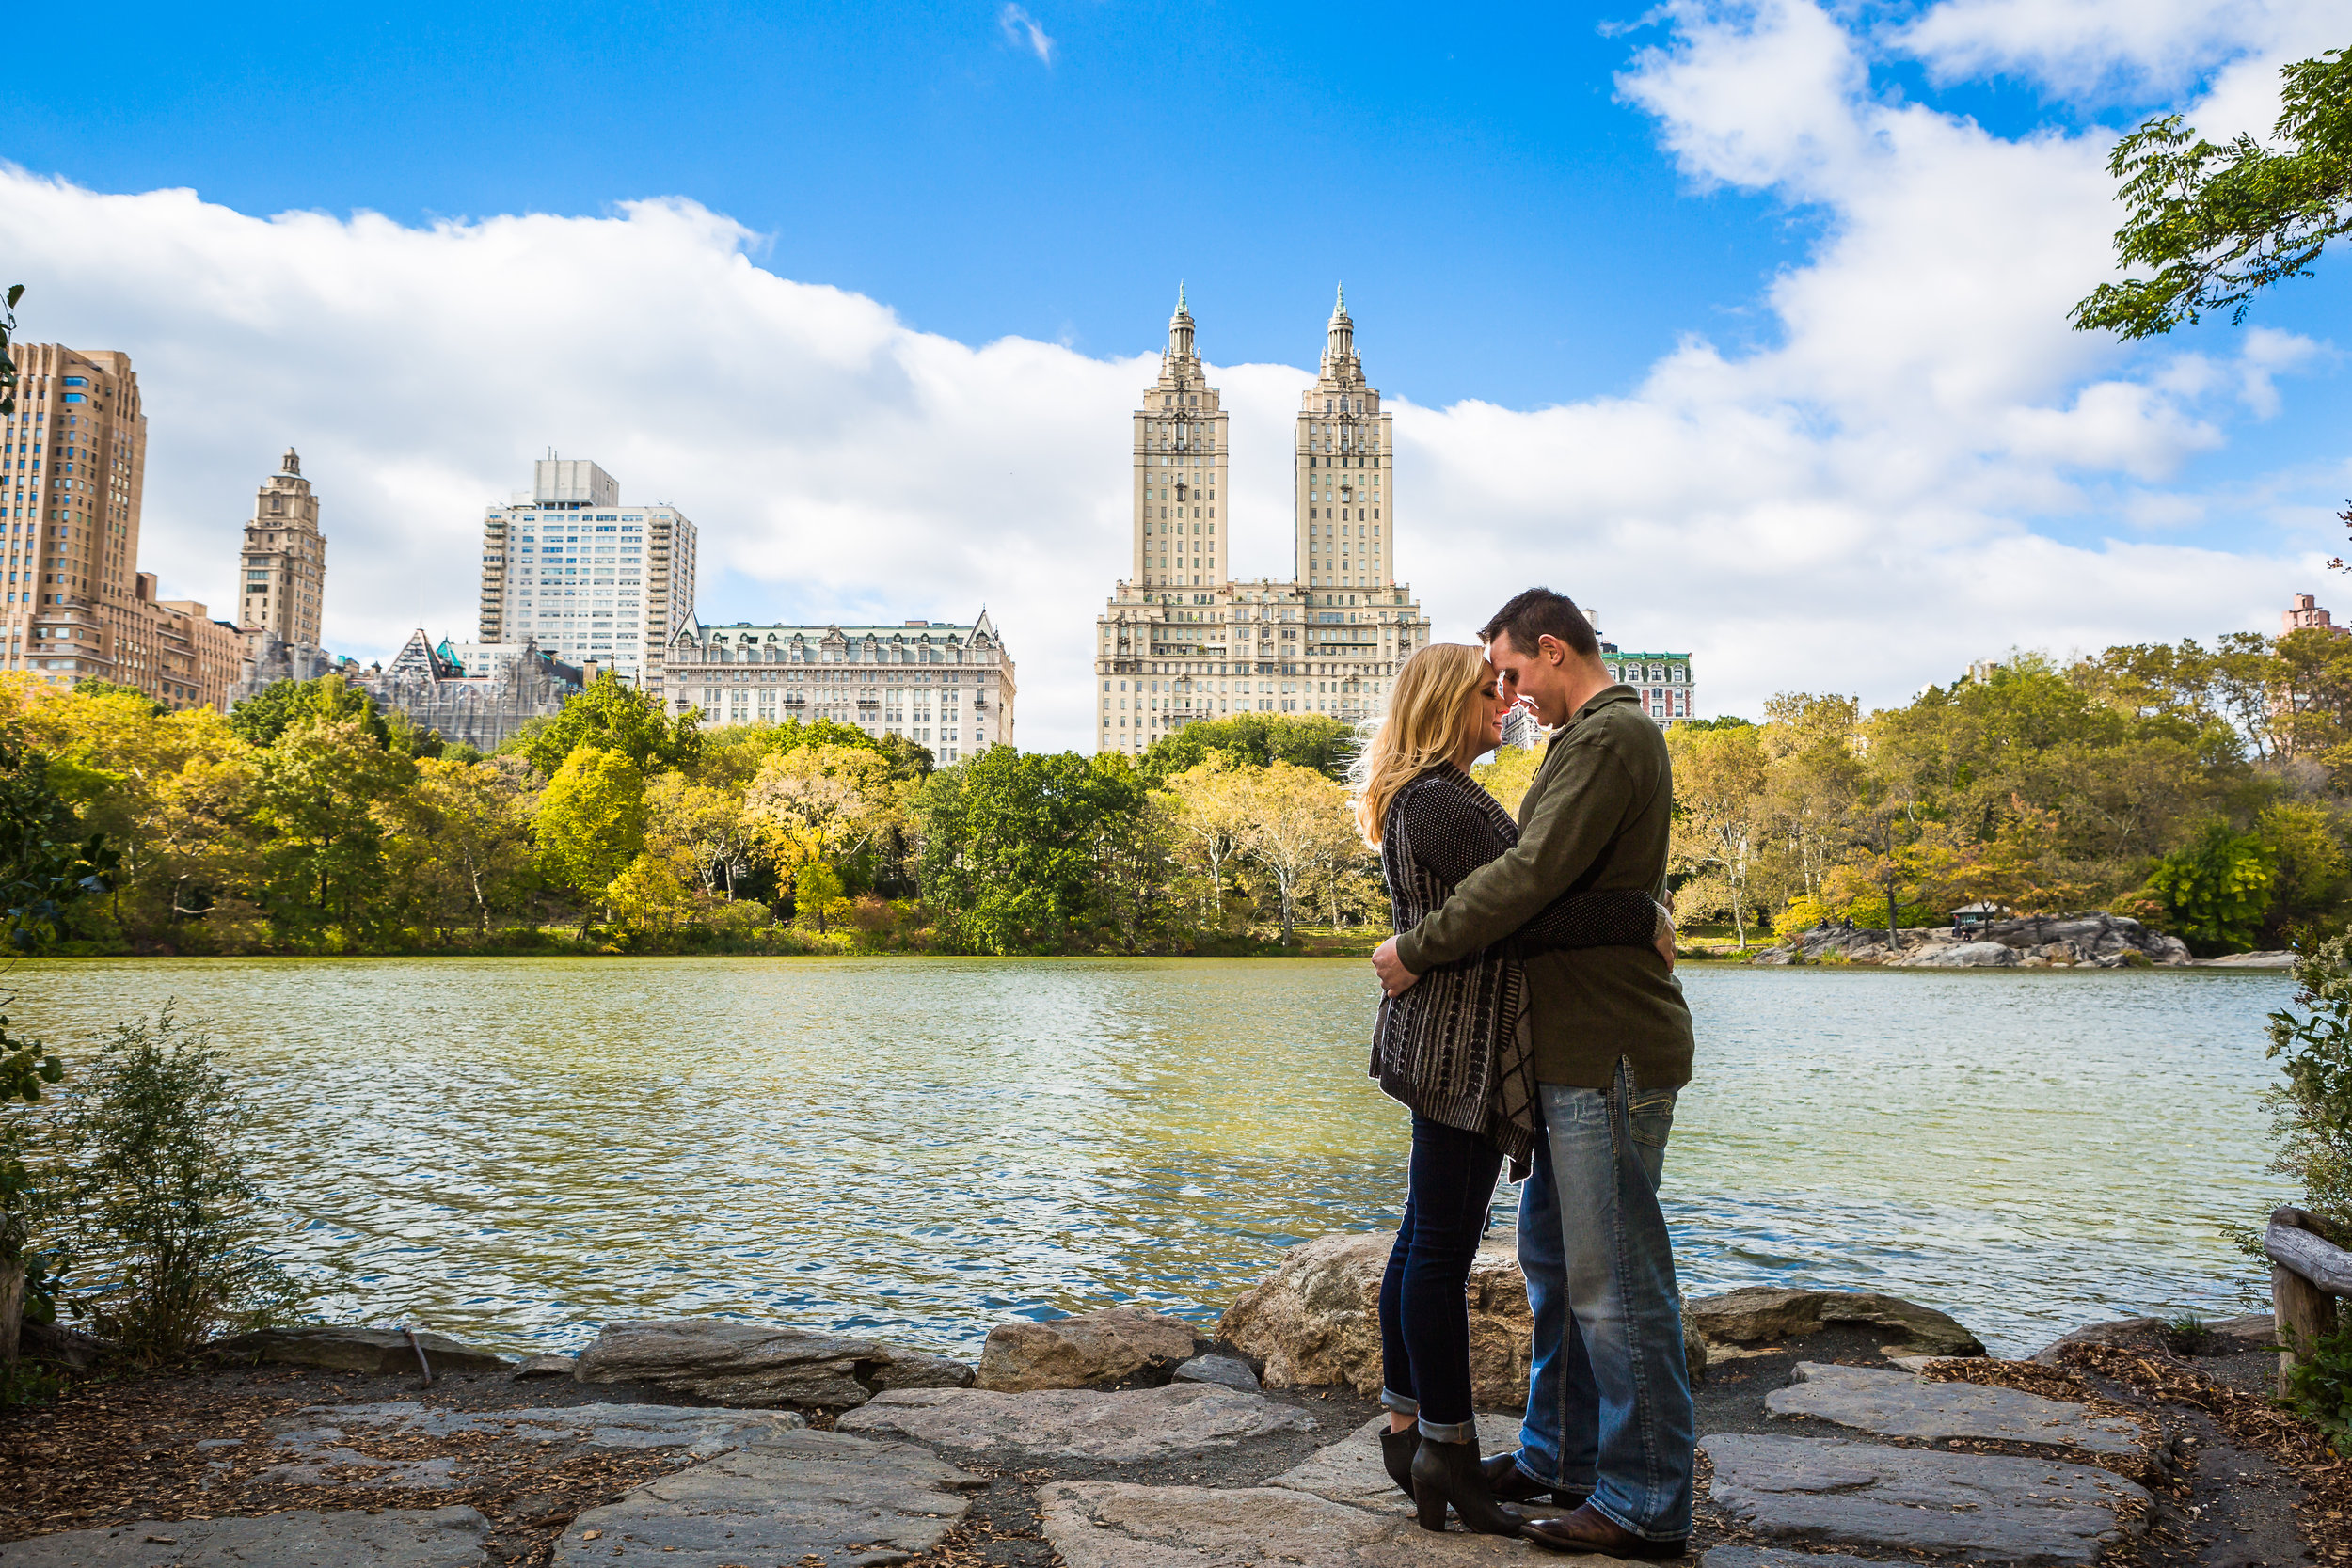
[1373,763,1663,1175]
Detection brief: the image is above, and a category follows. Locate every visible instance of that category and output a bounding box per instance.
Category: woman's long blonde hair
[1355,642,1491,847]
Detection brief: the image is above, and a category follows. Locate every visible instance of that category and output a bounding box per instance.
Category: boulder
[1755,911,2192,968]
[1171,1354,1261,1391]
[510,1353,576,1381]
[836,1382,1318,1463]
[573,1319,958,1409]
[0,1507,491,1567]
[19,1317,108,1370]
[1685,1287,1984,1357]
[2026,1316,2167,1363]
[976,1305,1202,1392]
[1216,1232,1529,1406]
[1897,940,2019,968]
[201,1326,514,1377]
[2192,950,2295,969]
[868,1348,977,1390]
[1218,1229,1704,1407]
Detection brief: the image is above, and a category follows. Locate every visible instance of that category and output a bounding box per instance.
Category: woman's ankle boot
[1377,1424,1421,1500]
[1409,1433,1523,1536]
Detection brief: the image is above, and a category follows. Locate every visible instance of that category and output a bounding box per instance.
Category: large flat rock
[552,1428,983,1566]
[1702,1433,2150,1564]
[202,1327,513,1377]
[574,1319,891,1408]
[261,1402,806,1487]
[1041,1481,1600,1568]
[836,1382,1318,1463]
[1703,1551,1912,1568]
[0,1507,490,1567]
[1263,1412,1530,1509]
[1767,1362,2149,1460]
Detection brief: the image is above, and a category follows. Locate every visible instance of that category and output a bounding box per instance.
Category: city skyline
[0,2,2342,752]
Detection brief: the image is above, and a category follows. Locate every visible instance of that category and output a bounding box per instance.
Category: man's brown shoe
[1521,1502,1688,1560]
[1479,1450,1592,1509]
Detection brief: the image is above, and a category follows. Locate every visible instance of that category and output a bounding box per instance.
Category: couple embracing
[1359,587,1694,1558]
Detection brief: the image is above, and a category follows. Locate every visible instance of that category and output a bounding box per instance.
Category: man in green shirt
[1373,588,1694,1559]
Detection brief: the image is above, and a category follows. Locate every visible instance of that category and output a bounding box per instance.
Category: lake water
[7,958,2294,1358]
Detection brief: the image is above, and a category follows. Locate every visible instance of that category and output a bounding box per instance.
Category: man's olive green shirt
[1392,684,1694,1091]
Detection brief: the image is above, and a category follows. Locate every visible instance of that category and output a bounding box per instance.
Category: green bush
[2150,820,2276,954]
[2265,931,2352,1247]
[56,1008,302,1360]
[2283,1313,2352,1454]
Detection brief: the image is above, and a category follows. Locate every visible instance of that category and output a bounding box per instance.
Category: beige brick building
[1096,292,1430,756]
[239,448,326,650]
[1,345,244,710]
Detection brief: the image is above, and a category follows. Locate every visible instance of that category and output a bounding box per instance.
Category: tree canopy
[2073,47,2352,340]
[1138,713,1359,785]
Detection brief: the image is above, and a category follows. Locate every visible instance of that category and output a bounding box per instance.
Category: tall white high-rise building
[1095,290,1430,756]
[476,458,697,694]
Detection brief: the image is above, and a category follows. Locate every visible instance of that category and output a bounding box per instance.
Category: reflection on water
[10,958,2287,1356]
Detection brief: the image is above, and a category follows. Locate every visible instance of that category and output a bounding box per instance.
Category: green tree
[2265,928,2352,1246]
[533,746,650,911]
[378,757,532,937]
[520,672,702,779]
[253,715,416,932]
[228,673,389,750]
[2147,819,2277,953]
[1139,714,1358,785]
[915,750,1144,954]
[2073,48,2352,339]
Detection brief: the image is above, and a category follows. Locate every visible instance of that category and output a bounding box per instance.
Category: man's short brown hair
[1480,588,1599,659]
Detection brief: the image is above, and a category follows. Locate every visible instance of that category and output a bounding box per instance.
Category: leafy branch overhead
[2072,48,2351,341]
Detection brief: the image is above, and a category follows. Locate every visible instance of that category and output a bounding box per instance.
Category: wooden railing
[2266,1205,2352,1394]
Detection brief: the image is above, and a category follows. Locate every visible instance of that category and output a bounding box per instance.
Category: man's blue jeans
[1510,1059,1694,1543]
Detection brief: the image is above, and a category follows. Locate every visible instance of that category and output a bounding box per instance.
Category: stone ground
[0,1324,2324,1568]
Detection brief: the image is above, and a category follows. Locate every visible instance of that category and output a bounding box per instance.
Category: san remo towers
[1094,289,1432,755]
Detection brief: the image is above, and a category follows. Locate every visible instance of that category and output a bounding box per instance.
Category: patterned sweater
[1372,763,1662,1172]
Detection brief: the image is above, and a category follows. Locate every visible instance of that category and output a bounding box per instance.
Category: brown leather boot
[1521,1502,1689,1559]
[1480,1449,1593,1509]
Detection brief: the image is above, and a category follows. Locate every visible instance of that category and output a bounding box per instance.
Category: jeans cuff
[1417,1414,1477,1442]
[1379,1388,1419,1417]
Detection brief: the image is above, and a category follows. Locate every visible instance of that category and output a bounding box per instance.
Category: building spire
[1168,283,1196,364]
[1324,284,1356,379]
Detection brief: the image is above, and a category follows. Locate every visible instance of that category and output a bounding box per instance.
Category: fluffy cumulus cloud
[0,0,2342,750]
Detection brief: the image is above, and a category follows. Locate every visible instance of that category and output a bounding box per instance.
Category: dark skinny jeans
[1377,1112,1505,1440]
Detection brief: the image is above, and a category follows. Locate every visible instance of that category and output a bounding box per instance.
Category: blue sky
[3,0,2346,746]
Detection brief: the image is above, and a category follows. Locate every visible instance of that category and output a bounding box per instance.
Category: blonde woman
[1359,642,1672,1538]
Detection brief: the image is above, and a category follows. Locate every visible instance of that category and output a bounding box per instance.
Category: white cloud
[999,4,1056,66]
[0,0,2335,752]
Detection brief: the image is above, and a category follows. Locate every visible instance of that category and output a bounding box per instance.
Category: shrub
[56,1008,302,1360]
[2264,932,2352,1248]
[2283,1314,2352,1455]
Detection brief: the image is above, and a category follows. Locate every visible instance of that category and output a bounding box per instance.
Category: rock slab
[553,1429,983,1566]
[1767,1362,2149,1459]
[261,1402,806,1488]
[1702,1433,2150,1564]
[1703,1551,1913,1568]
[975,1305,1201,1391]
[1686,1287,1984,1357]
[201,1326,514,1377]
[1263,1412,1531,1510]
[837,1382,1318,1463]
[575,1319,930,1409]
[0,1507,491,1567]
[1041,1481,1562,1568]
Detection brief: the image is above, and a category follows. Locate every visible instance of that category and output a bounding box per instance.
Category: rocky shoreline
[1746,911,2294,970]
[0,1232,2322,1568]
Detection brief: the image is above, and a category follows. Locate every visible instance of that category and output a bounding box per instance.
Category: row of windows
[1611,663,1691,683]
